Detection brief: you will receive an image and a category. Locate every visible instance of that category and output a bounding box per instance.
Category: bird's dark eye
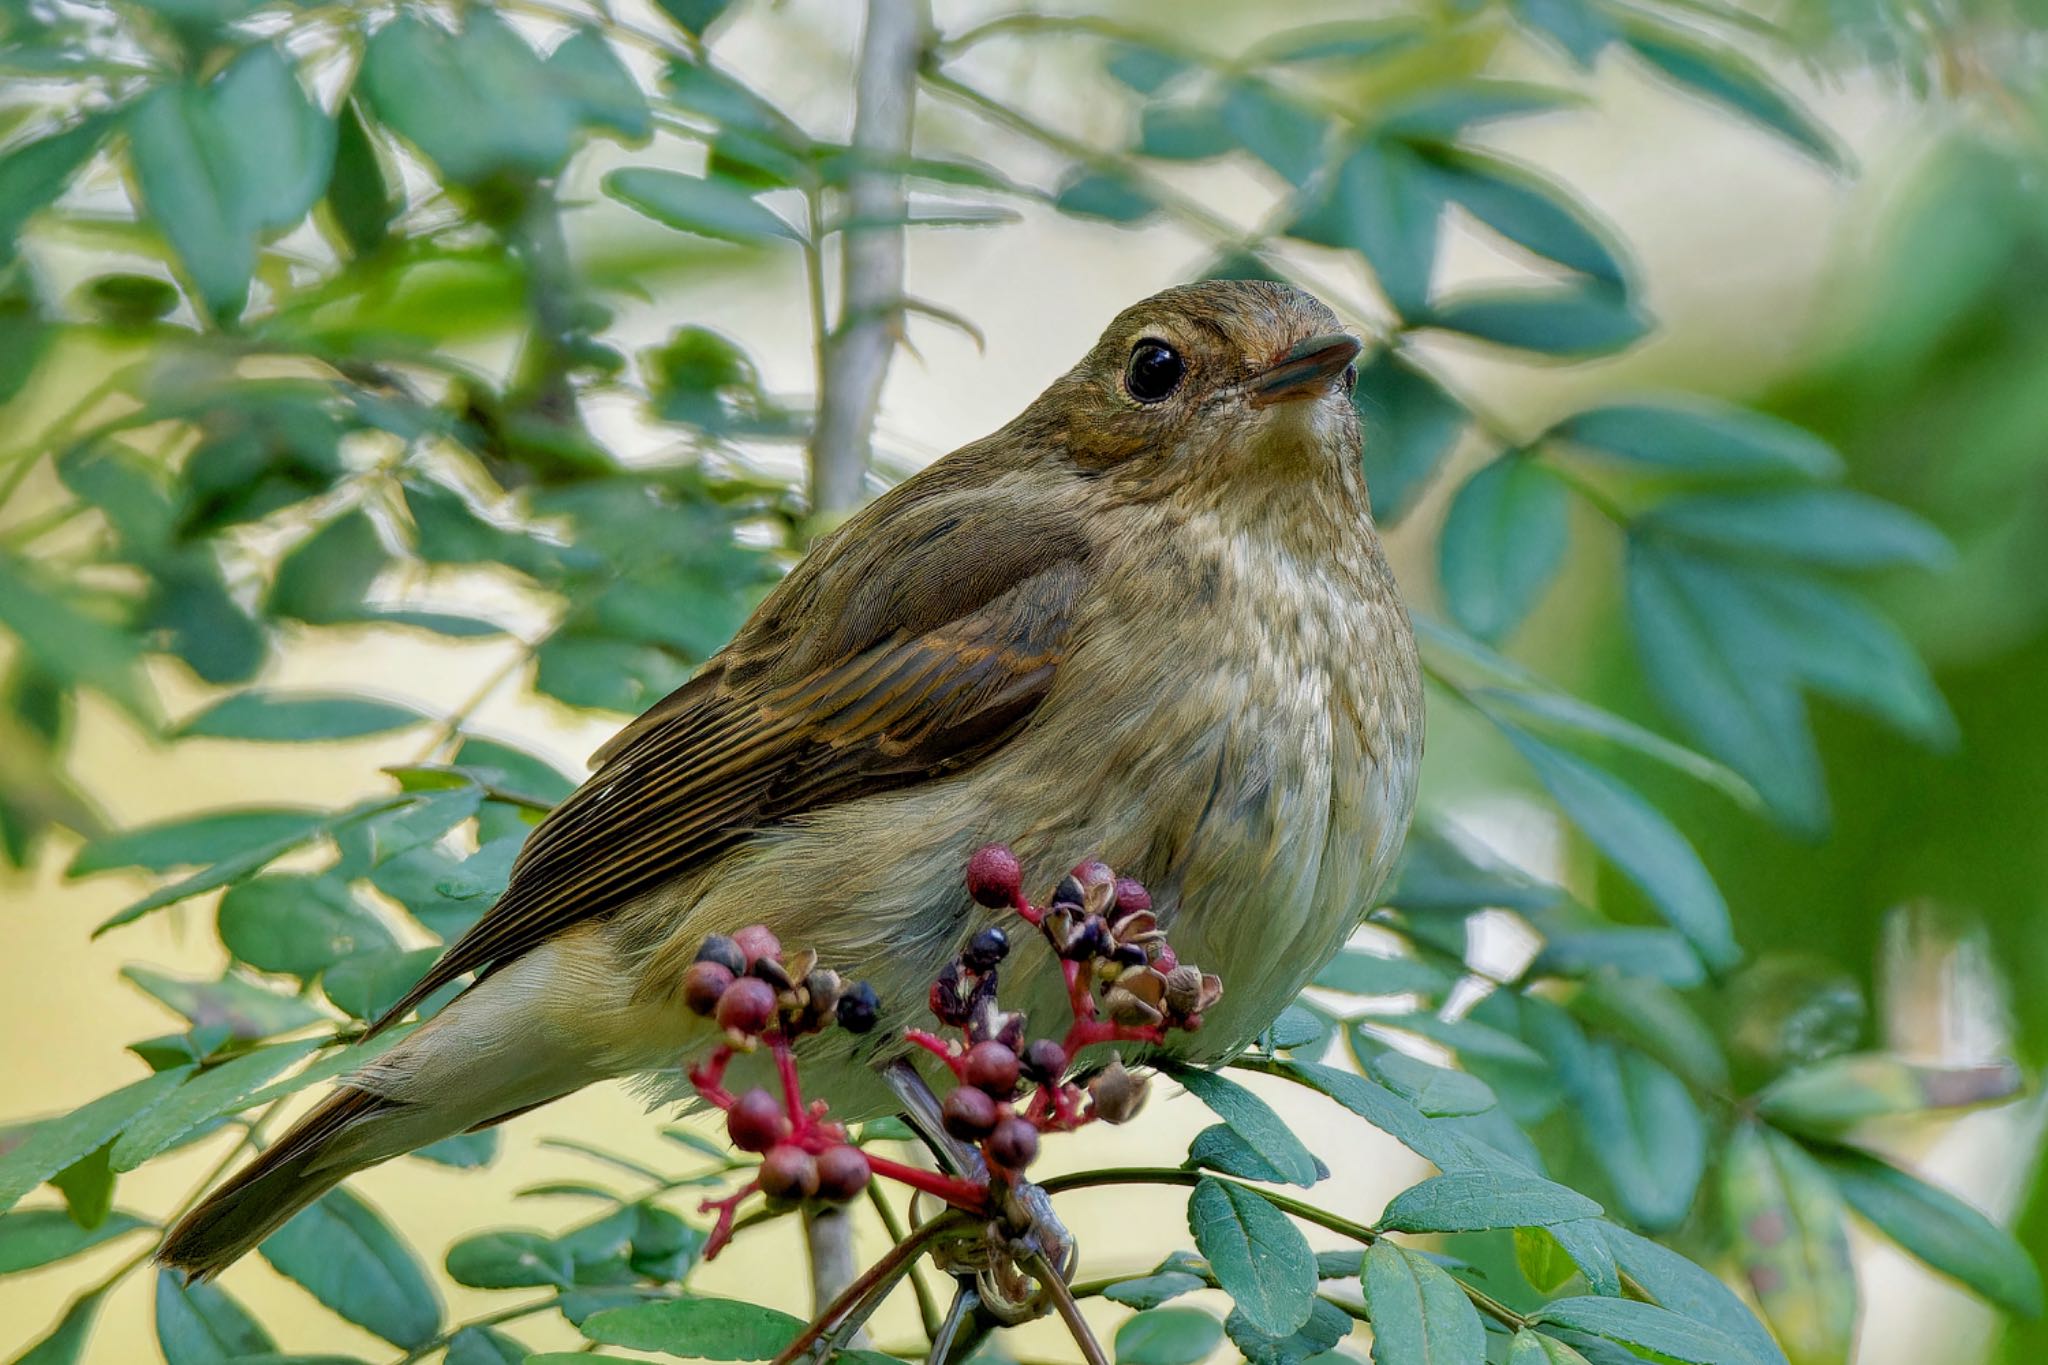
[1124,339,1185,403]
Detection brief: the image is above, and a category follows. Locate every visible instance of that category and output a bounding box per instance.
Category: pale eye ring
[1124,339,1185,403]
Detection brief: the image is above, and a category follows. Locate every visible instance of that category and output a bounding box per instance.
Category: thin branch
[803,1203,867,1342]
[867,1181,944,1340]
[768,1209,971,1365]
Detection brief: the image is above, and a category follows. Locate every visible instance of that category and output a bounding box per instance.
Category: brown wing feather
[366,473,1089,1037]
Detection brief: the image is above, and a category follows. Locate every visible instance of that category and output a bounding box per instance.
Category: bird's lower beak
[1251,332,1362,406]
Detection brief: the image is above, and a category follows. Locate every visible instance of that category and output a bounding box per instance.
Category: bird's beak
[1251,332,1362,407]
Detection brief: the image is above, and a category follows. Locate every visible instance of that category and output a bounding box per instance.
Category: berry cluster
[682,845,1221,1259]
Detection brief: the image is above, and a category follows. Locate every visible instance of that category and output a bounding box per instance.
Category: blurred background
[2,0,2046,1361]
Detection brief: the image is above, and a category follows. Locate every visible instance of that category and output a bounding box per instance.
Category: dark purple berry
[963,926,1010,972]
[1063,915,1112,961]
[987,1117,1040,1170]
[815,1144,872,1202]
[1050,874,1086,911]
[965,844,1023,908]
[837,981,880,1034]
[1111,942,1148,969]
[929,963,972,1025]
[965,1041,1021,1098]
[716,976,778,1036]
[728,1088,788,1153]
[695,935,747,975]
[759,1143,820,1200]
[683,961,735,1016]
[1021,1039,1068,1084]
[733,924,781,965]
[941,1085,999,1141]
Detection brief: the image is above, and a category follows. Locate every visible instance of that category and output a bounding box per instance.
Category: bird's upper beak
[1251,332,1362,407]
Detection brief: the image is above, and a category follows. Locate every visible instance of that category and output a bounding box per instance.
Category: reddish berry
[727,1088,789,1153]
[963,926,1010,972]
[815,1144,873,1202]
[1151,942,1178,972]
[1112,877,1152,920]
[733,924,781,965]
[716,976,778,1036]
[965,1040,1021,1098]
[987,1116,1040,1170]
[941,1085,999,1141]
[837,981,880,1033]
[683,960,735,1016]
[695,935,747,975]
[1021,1039,1068,1084]
[759,1143,820,1201]
[1071,858,1112,889]
[966,844,1023,908]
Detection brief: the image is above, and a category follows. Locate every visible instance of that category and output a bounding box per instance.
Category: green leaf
[1259,20,1428,65]
[1427,284,1648,356]
[1638,488,1951,572]
[413,1128,501,1170]
[1599,1223,1785,1365]
[1362,1240,1484,1364]
[177,691,430,741]
[266,510,388,624]
[1470,686,1757,811]
[1268,1005,1327,1052]
[0,1068,193,1215]
[1503,728,1738,969]
[1188,1124,1329,1185]
[1166,1066,1321,1187]
[1754,1053,2020,1137]
[260,1187,441,1347]
[1531,1298,1749,1364]
[1314,950,1455,1000]
[1509,0,1620,66]
[1543,1220,1619,1298]
[1287,138,1439,317]
[69,807,328,877]
[581,1296,804,1359]
[653,0,732,35]
[1218,80,1327,186]
[13,1286,105,1364]
[0,1208,149,1275]
[1053,169,1157,223]
[1225,1297,1351,1365]
[122,967,327,1040]
[1271,1061,1479,1175]
[1187,1177,1317,1337]
[1624,27,1843,169]
[1566,974,1728,1090]
[1105,1272,1208,1309]
[1139,101,1235,161]
[1553,401,1841,479]
[445,1326,528,1365]
[1116,1307,1224,1365]
[219,873,398,976]
[327,98,397,258]
[605,168,797,241]
[1365,1052,1496,1118]
[360,12,576,183]
[1106,42,1189,94]
[155,1269,276,1363]
[211,44,336,232]
[1514,1225,1582,1296]
[550,27,651,141]
[1509,1329,1593,1364]
[322,947,442,1021]
[0,552,152,721]
[1720,1123,1855,1365]
[1422,147,1625,284]
[1377,81,1582,141]
[1353,349,1467,523]
[1438,452,1570,641]
[1818,1147,2042,1317]
[446,1229,573,1288]
[112,1039,324,1170]
[93,822,336,936]
[0,114,113,266]
[1378,1170,1600,1233]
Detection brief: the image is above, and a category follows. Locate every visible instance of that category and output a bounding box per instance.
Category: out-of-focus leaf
[112,1039,325,1170]
[176,691,430,741]
[1287,137,1439,316]
[1225,1297,1350,1365]
[1138,101,1236,161]
[1428,283,1647,355]
[1115,1307,1224,1365]
[607,167,797,241]
[123,967,326,1040]
[1219,80,1327,186]
[1106,42,1189,94]
[582,1296,804,1357]
[0,1068,192,1215]
[550,27,650,141]
[412,1128,500,1170]
[93,819,342,936]
[13,1286,105,1364]
[0,1208,149,1274]
[1377,814,1559,917]
[265,510,388,625]
[69,807,327,877]
[1721,1123,1856,1365]
[1188,1177,1317,1337]
[1553,400,1841,479]
[1471,687,1757,809]
[1052,168,1157,223]
[360,12,576,183]
[1818,1147,2043,1317]
[0,552,152,721]
[1105,1272,1207,1309]
[1378,81,1583,141]
[1638,488,1952,572]
[1509,0,1620,66]
[1423,146,1625,284]
[446,1229,574,1289]
[534,633,691,714]
[1165,1065,1321,1188]
[1366,1051,1496,1118]
[0,113,112,266]
[1363,1240,1485,1364]
[1439,452,1570,641]
[1503,729,1738,969]
[260,1187,441,1346]
[1623,27,1843,169]
[1267,1005,1326,1053]
[1755,1053,2021,1137]
[1531,1297,1749,1364]
[653,0,733,36]
[1259,20,1428,65]
[1353,349,1466,523]
[155,1269,275,1363]
[1379,1170,1601,1232]
[327,98,397,258]
[218,872,397,977]
[1600,1223,1786,1365]
[1566,974,1728,1089]
[322,947,442,1022]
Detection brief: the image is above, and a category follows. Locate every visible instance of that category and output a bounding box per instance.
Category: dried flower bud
[836,981,880,1034]
[1089,1058,1149,1124]
[1163,965,1206,1017]
[1198,972,1224,1013]
[802,968,843,1016]
[966,844,1023,908]
[683,961,734,1016]
[963,926,1011,972]
[1104,984,1164,1027]
[695,935,747,975]
[1071,859,1116,917]
[749,955,794,991]
[1111,877,1152,921]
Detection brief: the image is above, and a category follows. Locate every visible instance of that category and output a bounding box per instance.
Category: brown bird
[159,278,1424,1277]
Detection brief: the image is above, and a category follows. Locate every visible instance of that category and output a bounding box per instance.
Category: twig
[1026,1248,1110,1365]
[808,0,932,519]
[767,1209,971,1365]
[803,1203,866,1342]
[867,1180,944,1340]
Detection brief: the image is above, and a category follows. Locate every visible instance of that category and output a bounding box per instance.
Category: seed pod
[759,1143,820,1201]
[1063,915,1112,961]
[683,961,734,1016]
[929,963,972,1025]
[749,955,794,992]
[802,968,843,1017]
[1089,1058,1149,1124]
[965,844,1023,908]
[1163,965,1206,1017]
[1049,874,1086,912]
[1111,942,1148,969]
[1111,877,1152,921]
[695,935,747,975]
[1103,985,1164,1027]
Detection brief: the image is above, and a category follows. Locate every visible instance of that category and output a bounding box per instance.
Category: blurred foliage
[0,0,2043,1362]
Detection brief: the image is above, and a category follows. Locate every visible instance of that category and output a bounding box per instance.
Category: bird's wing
[367,477,1090,1036]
